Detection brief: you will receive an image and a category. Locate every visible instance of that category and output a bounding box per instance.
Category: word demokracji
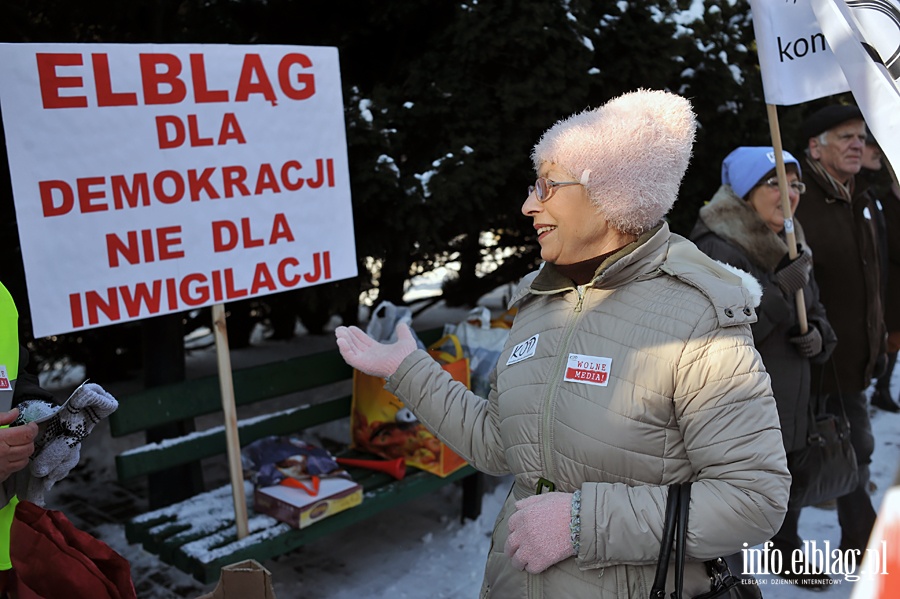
[68,251,333,329]
[39,158,336,217]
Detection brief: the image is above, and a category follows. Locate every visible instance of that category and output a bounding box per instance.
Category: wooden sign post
[766,103,808,333]
[212,303,249,538]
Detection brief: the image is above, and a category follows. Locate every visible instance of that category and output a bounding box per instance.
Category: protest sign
[0,43,356,338]
[751,0,900,170]
[750,0,851,106]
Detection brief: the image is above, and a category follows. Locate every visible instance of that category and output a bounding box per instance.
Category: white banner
[810,0,900,175]
[0,43,357,337]
[750,0,850,106]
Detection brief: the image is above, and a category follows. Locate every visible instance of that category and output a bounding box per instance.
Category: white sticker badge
[0,366,9,390]
[506,334,539,365]
[564,353,612,387]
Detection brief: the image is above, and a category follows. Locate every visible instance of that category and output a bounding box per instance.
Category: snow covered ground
[39,293,900,599]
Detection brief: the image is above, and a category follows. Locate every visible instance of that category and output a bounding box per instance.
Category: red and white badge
[0,366,9,389]
[564,353,612,387]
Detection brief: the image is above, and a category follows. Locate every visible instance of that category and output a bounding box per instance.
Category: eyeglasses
[763,177,806,194]
[528,176,582,202]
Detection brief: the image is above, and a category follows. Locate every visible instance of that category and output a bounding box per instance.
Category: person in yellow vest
[0,279,119,501]
[0,280,120,595]
[0,280,40,483]
[0,280,40,578]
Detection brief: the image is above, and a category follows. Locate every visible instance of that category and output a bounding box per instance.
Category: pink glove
[504,491,575,574]
[335,322,418,378]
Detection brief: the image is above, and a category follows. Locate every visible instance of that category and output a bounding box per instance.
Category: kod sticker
[0,366,9,390]
[507,334,539,365]
[564,354,612,386]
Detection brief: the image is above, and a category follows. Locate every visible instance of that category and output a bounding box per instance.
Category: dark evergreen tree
[1,0,835,358]
[670,0,770,234]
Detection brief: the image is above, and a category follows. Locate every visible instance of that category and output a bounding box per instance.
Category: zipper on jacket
[530,290,585,599]
[539,285,588,495]
[574,285,586,312]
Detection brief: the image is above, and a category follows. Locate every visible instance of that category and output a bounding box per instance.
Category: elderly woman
[690,147,837,589]
[336,90,789,598]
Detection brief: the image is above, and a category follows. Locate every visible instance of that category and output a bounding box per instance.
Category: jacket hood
[511,222,761,327]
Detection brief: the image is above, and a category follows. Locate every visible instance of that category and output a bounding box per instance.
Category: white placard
[749,0,851,106]
[0,43,357,337]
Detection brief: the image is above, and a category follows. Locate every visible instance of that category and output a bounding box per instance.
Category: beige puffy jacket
[387,223,790,599]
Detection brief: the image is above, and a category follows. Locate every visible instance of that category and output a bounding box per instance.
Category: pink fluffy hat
[531,89,697,236]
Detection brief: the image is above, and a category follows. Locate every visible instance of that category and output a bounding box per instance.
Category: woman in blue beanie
[690,146,837,590]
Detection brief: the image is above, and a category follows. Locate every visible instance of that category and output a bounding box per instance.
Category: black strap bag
[649,483,762,599]
[785,361,858,509]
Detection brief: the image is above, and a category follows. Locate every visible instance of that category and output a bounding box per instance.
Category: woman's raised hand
[335,322,418,378]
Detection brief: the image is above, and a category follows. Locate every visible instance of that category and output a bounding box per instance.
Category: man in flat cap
[792,104,885,555]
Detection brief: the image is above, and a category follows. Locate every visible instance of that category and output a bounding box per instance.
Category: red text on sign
[156,113,246,149]
[36,52,316,109]
[67,251,333,328]
[212,214,295,252]
[38,158,336,217]
[106,226,185,267]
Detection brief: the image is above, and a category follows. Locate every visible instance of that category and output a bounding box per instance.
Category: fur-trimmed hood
[695,185,808,272]
[509,223,762,325]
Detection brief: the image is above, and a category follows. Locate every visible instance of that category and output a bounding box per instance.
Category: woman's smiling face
[521,163,622,265]
[746,169,802,234]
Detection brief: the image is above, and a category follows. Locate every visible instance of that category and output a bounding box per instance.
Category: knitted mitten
[774,249,812,296]
[504,492,576,574]
[789,326,823,358]
[26,383,118,504]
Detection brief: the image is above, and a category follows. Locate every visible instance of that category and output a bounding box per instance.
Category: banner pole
[212,303,250,539]
[766,103,809,333]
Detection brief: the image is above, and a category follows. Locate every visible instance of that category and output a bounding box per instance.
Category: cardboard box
[253,477,362,529]
[196,559,276,599]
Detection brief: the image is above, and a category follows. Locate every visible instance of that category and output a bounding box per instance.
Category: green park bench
[109,327,484,584]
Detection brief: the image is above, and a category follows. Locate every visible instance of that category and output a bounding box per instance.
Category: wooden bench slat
[126,466,477,584]
[109,351,352,437]
[115,396,354,481]
[114,325,478,584]
[110,327,445,437]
